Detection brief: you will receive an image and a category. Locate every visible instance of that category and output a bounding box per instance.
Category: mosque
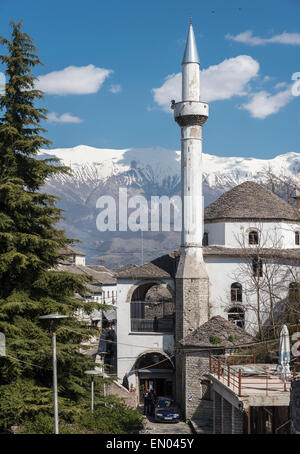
[63,21,300,423]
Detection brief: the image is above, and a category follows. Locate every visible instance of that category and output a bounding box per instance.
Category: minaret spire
[173,20,209,344]
[182,20,200,65]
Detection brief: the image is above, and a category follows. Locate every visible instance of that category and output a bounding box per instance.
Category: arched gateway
[133,351,175,403]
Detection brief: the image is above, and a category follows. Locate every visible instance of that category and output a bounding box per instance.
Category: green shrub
[19,395,143,434]
[78,397,143,434]
[209,336,221,344]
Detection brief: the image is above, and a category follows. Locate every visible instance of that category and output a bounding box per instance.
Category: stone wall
[181,350,213,421]
[290,377,300,434]
[106,381,138,408]
[175,276,209,342]
[213,390,244,434]
[232,406,244,434]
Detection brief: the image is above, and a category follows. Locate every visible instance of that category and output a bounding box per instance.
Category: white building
[113,181,300,401]
[59,22,300,412]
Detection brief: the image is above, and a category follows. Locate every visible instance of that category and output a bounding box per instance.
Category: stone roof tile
[204,181,300,222]
[179,316,255,348]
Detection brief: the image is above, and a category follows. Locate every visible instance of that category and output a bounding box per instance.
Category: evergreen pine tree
[0,21,107,431]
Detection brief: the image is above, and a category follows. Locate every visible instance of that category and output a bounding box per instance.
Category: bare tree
[231,222,295,339]
[262,164,300,205]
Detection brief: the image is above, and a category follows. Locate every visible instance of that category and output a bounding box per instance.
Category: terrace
[208,354,295,433]
[209,354,293,406]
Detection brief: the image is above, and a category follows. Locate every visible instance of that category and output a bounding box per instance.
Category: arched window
[130,283,174,333]
[252,257,263,277]
[249,230,259,245]
[295,231,300,246]
[231,283,242,303]
[289,282,300,302]
[202,232,208,246]
[228,307,245,329]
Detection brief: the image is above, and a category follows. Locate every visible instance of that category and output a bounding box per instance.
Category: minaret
[174,20,209,342]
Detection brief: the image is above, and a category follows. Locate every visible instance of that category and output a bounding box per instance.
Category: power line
[4,353,51,371]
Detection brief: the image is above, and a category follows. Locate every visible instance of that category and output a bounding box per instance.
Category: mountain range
[39,145,300,267]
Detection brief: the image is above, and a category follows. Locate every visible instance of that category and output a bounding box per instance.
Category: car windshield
[157,399,173,409]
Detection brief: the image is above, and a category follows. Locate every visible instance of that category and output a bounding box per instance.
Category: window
[203,232,209,246]
[231,283,242,303]
[249,230,259,245]
[289,282,300,301]
[228,307,245,328]
[295,231,300,246]
[252,257,263,277]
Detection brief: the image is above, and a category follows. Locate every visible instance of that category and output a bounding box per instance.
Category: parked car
[154,397,180,423]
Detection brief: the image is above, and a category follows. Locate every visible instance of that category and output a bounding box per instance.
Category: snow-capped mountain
[40,145,300,187]
[39,145,300,267]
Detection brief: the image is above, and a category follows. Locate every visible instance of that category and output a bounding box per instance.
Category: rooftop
[204,181,300,223]
[115,246,300,280]
[179,316,255,348]
[59,245,85,257]
[55,262,116,289]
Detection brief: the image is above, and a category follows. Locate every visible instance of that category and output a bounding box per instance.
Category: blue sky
[0,0,299,159]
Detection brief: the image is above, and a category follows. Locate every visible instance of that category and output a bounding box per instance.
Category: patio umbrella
[278,324,291,377]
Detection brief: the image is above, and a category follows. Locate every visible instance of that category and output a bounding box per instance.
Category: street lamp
[84,369,102,413]
[39,313,69,434]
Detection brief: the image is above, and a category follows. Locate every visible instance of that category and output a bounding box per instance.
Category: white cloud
[36,65,112,95]
[152,55,259,111]
[47,112,83,123]
[241,88,293,119]
[226,30,300,46]
[274,81,288,89]
[109,84,122,94]
[152,73,181,112]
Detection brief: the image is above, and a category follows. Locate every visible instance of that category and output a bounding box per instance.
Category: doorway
[139,378,173,402]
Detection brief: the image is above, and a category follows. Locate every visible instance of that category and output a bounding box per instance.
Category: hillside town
[1,1,300,442]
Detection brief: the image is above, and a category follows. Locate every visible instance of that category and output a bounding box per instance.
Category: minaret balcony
[174,100,209,127]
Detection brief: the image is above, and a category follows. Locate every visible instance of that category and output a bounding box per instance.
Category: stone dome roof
[204,181,300,222]
[179,316,255,348]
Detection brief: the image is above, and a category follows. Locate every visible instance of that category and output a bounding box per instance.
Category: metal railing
[131,318,174,333]
[209,354,295,397]
[210,354,243,396]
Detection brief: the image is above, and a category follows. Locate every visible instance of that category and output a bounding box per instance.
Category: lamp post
[84,370,102,412]
[39,313,69,434]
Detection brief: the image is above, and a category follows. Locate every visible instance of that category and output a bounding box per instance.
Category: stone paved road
[140,416,193,434]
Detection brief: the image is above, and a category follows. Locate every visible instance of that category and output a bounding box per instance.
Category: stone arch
[224,301,245,313]
[133,349,175,371]
[128,281,175,333]
[126,280,175,304]
[131,350,175,400]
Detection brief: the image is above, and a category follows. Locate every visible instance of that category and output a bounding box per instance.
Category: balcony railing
[131,318,174,333]
[130,300,174,333]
